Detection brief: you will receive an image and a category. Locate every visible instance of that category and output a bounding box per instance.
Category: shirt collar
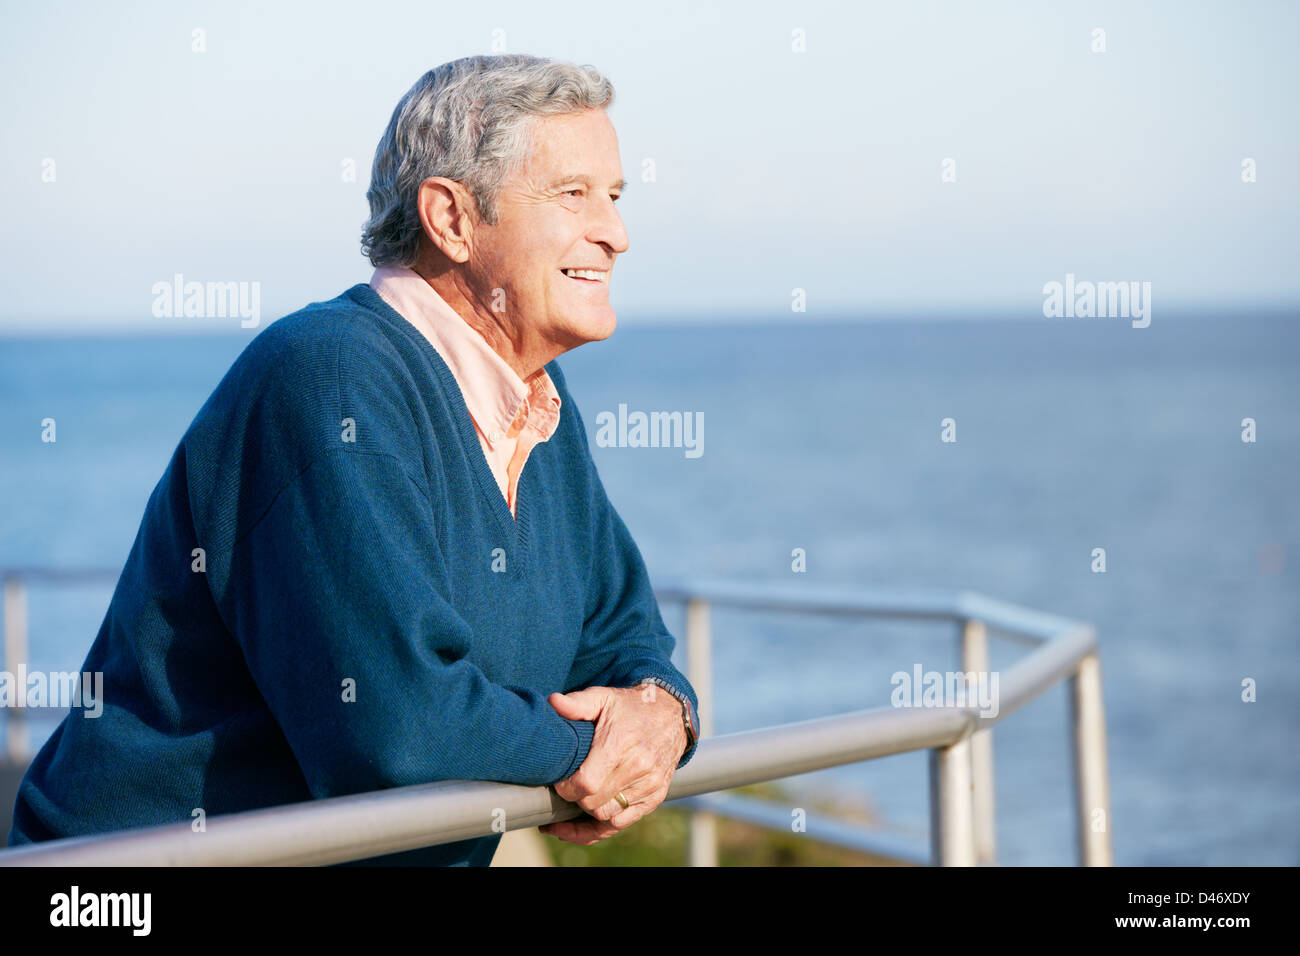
[369,265,561,449]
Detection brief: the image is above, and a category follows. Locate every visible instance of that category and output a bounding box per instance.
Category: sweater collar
[368,266,561,449]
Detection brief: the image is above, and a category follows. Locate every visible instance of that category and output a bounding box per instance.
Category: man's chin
[569,310,618,344]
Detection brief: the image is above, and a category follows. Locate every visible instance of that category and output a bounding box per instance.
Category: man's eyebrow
[547,175,627,192]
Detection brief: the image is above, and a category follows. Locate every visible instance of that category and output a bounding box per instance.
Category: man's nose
[590,195,629,255]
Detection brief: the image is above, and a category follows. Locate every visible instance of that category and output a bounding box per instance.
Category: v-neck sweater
[7,282,698,866]
[367,265,562,519]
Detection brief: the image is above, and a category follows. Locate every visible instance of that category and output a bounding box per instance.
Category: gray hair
[361,54,615,268]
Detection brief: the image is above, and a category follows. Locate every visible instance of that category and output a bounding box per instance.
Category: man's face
[467,108,629,351]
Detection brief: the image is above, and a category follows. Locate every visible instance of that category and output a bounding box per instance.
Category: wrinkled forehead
[514,109,625,184]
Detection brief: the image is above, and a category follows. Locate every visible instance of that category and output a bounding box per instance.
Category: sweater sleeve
[563,454,701,771]
[225,445,596,797]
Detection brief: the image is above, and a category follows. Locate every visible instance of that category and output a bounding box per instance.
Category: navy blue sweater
[7,283,697,866]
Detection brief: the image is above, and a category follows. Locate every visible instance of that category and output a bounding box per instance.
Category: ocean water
[1,311,1297,865]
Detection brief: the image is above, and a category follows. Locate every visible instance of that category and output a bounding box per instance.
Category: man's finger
[569,744,669,816]
[539,816,619,845]
[547,689,607,722]
[559,729,630,806]
[609,779,671,829]
[589,795,627,822]
[582,756,670,820]
[571,756,637,814]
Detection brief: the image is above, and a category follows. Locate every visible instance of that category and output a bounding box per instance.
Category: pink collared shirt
[369,266,561,519]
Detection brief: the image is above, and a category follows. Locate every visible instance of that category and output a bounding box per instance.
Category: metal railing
[654,580,1111,866]
[2,568,120,764]
[0,569,1112,867]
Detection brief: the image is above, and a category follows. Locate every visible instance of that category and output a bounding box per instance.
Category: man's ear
[416,177,476,264]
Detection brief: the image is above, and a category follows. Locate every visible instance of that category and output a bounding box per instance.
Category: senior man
[7,54,699,866]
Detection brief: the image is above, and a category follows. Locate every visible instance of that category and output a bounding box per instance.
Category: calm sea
[2,311,1297,865]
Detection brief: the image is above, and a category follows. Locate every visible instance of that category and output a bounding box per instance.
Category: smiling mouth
[560,268,609,282]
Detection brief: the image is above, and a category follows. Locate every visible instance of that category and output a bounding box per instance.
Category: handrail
[0,569,1113,866]
[0,706,978,867]
[656,577,1081,646]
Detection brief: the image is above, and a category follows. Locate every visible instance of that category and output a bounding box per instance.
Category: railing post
[3,574,30,762]
[1069,652,1113,866]
[928,736,976,866]
[960,618,996,864]
[684,597,717,867]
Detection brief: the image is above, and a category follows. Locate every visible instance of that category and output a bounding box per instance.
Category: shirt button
[489,430,502,442]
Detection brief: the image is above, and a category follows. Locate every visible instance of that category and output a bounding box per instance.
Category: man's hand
[538,684,687,846]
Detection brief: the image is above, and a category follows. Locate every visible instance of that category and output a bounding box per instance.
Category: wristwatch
[637,677,700,754]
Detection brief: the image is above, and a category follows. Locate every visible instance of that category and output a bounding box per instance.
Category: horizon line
[0,300,1296,338]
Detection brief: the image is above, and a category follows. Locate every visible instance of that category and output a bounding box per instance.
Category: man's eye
[564,189,584,197]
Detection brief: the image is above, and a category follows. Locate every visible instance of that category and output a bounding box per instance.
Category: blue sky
[1,0,1296,333]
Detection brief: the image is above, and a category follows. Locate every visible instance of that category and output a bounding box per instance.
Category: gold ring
[614,791,630,809]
